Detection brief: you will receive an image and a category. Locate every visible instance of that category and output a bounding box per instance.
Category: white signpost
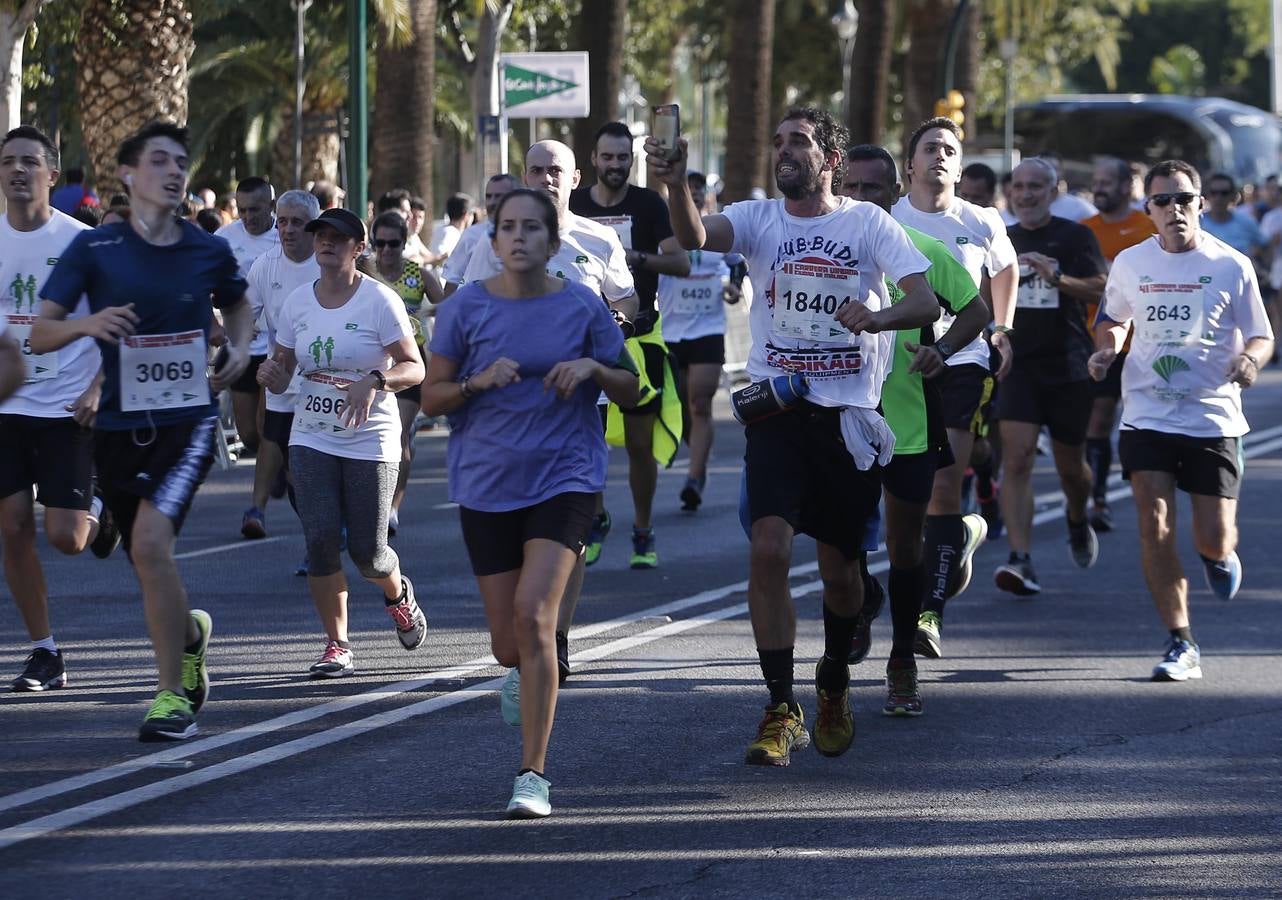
[498,52,591,171]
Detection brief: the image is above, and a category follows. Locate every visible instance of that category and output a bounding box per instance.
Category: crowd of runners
[0,108,1273,819]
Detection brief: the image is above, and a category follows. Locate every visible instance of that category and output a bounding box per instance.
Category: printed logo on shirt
[956,236,970,245]
[345,323,358,331]
[5,274,39,313]
[308,335,336,366]
[575,255,589,264]
[45,257,58,265]
[770,235,860,272]
[1152,354,1190,383]
[764,344,862,378]
[1199,275,1212,284]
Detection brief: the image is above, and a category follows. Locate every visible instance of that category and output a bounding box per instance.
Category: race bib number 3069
[772,261,858,342]
[119,330,209,412]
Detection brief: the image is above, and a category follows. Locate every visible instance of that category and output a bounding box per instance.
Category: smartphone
[652,104,681,162]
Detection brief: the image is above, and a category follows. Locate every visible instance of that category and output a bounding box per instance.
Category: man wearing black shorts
[1090,159,1273,682]
[1,125,120,695]
[649,108,939,766]
[33,121,254,741]
[571,121,690,568]
[993,159,1107,595]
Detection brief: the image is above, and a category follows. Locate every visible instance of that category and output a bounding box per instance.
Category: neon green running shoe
[139,689,197,743]
[584,510,611,566]
[182,609,213,713]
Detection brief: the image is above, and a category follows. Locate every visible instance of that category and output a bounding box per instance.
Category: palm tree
[0,0,51,134]
[847,0,894,146]
[722,0,775,204]
[569,0,626,169]
[75,0,194,186]
[370,0,435,206]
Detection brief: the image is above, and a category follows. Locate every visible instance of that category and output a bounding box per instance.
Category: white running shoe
[506,771,551,819]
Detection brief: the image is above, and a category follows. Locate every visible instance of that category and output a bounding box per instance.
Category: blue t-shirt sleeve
[40,232,92,310]
[429,289,469,363]
[211,241,249,309]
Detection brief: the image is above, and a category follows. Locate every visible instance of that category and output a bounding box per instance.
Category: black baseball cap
[304,207,366,242]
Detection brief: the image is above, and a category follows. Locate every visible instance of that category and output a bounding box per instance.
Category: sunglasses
[1147,192,1198,208]
[373,239,403,249]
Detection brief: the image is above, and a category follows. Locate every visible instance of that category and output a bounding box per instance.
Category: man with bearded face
[571,122,690,570]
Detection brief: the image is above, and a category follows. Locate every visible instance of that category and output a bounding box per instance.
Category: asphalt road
[1,373,1280,898]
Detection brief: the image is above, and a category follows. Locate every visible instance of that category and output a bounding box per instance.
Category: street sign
[500,52,590,118]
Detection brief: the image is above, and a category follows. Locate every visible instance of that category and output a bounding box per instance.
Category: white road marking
[3,420,1279,849]
[174,536,285,560]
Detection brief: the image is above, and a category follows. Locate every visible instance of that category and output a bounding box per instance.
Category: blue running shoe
[1152,637,1202,682]
[1202,551,1242,601]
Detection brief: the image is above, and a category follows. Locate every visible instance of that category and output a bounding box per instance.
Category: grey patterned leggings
[290,445,399,579]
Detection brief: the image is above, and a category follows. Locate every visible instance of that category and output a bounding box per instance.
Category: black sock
[335,638,351,649]
[974,459,996,500]
[383,579,407,607]
[818,603,855,692]
[757,647,795,709]
[1086,437,1112,502]
[517,767,546,779]
[922,514,964,615]
[889,563,925,660]
[1170,626,1194,644]
[1009,551,1031,564]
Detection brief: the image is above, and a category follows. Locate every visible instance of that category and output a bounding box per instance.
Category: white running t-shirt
[1102,234,1274,437]
[657,249,741,342]
[0,211,97,417]
[460,212,635,304]
[274,275,413,462]
[891,195,1017,368]
[247,248,321,414]
[216,219,281,355]
[722,197,929,410]
[441,221,490,286]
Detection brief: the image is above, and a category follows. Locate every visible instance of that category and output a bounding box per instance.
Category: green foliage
[1149,44,1206,96]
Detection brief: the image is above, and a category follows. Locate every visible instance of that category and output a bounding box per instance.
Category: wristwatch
[934,339,956,361]
[1049,268,1063,286]
[369,369,387,390]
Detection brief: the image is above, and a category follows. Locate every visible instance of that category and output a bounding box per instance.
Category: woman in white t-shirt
[258,208,427,678]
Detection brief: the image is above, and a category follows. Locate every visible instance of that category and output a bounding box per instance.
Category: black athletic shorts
[882,446,947,505]
[744,401,882,560]
[459,491,597,576]
[0,414,94,510]
[668,334,725,368]
[396,381,422,405]
[996,370,1093,446]
[261,410,295,465]
[1090,350,1126,400]
[1118,429,1243,499]
[93,415,218,552]
[623,340,667,416]
[230,354,267,394]
[938,362,994,435]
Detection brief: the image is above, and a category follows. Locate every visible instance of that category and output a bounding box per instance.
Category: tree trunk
[900,0,953,153]
[462,0,512,196]
[848,0,894,146]
[0,1,50,135]
[269,103,341,189]
[76,0,194,188]
[570,0,626,170]
[371,0,435,230]
[955,0,980,146]
[722,0,775,204]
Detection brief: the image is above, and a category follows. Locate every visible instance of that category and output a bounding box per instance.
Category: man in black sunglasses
[1089,159,1275,684]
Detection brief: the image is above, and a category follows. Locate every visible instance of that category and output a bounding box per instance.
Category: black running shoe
[679,477,704,512]
[556,630,570,685]
[89,492,121,559]
[12,648,66,692]
[848,572,885,665]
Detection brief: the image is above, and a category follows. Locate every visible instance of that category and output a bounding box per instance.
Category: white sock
[33,635,57,653]
[87,495,103,531]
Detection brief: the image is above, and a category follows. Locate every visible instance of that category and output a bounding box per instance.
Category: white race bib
[1136,284,1205,346]
[1017,265,1059,310]
[594,215,633,250]
[663,273,720,316]
[772,261,858,343]
[295,372,355,436]
[118,330,209,412]
[5,314,59,382]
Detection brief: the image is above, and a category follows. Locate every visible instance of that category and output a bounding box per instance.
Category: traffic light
[934,90,966,140]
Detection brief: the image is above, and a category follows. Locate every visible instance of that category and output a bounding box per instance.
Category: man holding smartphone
[32,121,254,742]
[570,121,690,570]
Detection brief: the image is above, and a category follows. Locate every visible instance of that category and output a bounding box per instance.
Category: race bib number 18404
[772,261,858,342]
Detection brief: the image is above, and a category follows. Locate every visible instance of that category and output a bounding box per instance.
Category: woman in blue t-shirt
[424,189,638,820]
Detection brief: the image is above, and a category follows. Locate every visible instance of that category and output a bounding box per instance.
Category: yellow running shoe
[745,702,810,767]
[813,660,855,757]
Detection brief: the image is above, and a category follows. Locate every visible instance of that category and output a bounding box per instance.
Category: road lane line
[3,422,1279,842]
[174,536,285,560]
